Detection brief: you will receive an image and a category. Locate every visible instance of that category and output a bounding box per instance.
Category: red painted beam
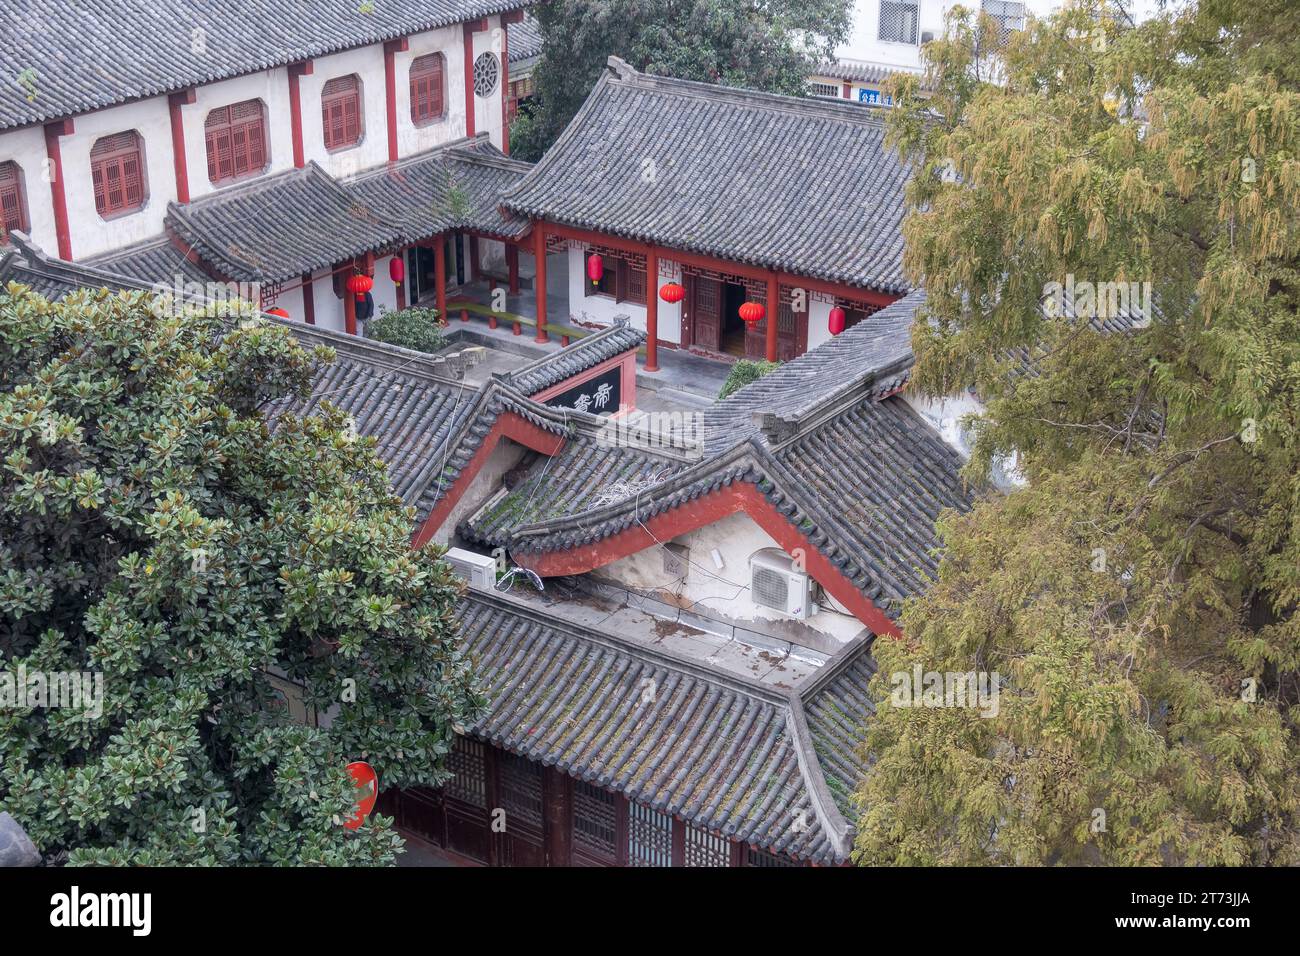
[167,90,195,204]
[384,37,409,163]
[288,61,313,169]
[515,482,900,637]
[411,411,567,549]
[43,119,74,260]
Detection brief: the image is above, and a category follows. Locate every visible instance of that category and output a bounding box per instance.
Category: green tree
[0,286,485,865]
[510,0,853,161]
[855,0,1300,865]
[367,306,447,354]
[718,359,781,400]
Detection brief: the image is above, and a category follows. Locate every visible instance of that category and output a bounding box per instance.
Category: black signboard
[544,365,622,416]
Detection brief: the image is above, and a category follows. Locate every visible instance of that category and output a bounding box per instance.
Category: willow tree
[855,0,1300,865]
[0,287,484,864]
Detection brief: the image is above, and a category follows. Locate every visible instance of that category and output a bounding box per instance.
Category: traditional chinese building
[0,0,537,331]
[501,57,912,366]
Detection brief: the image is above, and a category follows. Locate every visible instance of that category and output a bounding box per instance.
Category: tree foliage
[510,0,853,161]
[367,306,447,354]
[855,0,1300,865]
[0,287,484,865]
[718,359,781,400]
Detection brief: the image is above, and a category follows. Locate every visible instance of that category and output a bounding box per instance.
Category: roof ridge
[604,55,894,128]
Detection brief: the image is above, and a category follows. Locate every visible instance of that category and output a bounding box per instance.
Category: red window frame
[409,54,446,126]
[322,75,362,151]
[0,161,28,243]
[205,100,268,185]
[90,131,146,217]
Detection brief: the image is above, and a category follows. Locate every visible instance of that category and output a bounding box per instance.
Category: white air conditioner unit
[445,547,497,591]
[749,551,815,620]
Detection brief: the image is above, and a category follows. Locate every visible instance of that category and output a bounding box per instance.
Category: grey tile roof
[813,59,928,87]
[0,232,159,299]
[456,588,854,863]
[0,0,531,131]
[802,641,875,819]
[507,12,542,64]
[703,288,923,455]
[346,137,532,243]
[503,57,911,294]
[167,162,404,283]
[506,317,644,395]
[83,236,212,288]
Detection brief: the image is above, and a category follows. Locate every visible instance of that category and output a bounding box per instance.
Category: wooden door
[493,751,546,866]
[691,275,722,352]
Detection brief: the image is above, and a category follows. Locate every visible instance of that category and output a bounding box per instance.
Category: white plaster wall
[311,272,346,332]
[436,439,529,545]
[564,246,683,344]
[57,98,176,258]
[183,70,295,203]
[393,24,468,157]
[601,511,866,643]
[472,20,507,152]
[902,389,983,459]
[301,45,390,178]
[0,125,56,252]
[805,296,836,352]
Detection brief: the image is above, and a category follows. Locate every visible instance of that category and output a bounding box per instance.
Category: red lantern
[389,256,404,286]
[659,282,685,304]
[828,306,846,336]
[345,273,374,302]
[739,302,765,327]
[586,253,604,286]
[265,306,290,319]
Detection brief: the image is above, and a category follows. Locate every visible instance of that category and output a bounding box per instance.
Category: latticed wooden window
[622,262,647,305]
[90,132,145,216]
[878,0,919,43]
[684,823,731,867]
[627,801,673,867]
[839,300,882,332]
[322,75,362,150]
[205,100,267,184]
[573,781,619,863]
[807,81,841,98]
[0,161,27,243]
[410,54,446,125]
[445,736,487,808]
[497,750,543,830]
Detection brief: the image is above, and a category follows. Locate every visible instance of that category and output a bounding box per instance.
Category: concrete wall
[600,510,867,643]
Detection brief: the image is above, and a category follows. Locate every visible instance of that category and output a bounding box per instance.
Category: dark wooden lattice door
[494,751,546,866]
[690,276,722,352]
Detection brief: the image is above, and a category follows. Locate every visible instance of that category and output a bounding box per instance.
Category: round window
[473,52,500,97]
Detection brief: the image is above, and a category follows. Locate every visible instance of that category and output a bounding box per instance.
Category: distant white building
[808,0,1134,105]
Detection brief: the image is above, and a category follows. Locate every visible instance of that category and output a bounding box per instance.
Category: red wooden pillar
[501,10,525,154]
[343,281,357,335]
[765,272,779,363]
[543,768,572,867]
[434,240,448,326]
[842,82,851,100]
[288,61,313,169]
[301,272,315,325]
[43,119,74,260]
[506,243,520,294]
[384,38,409,162]
[532,224,548,343]
[644,247,659,371]
[167,90,194,204]
[393,251,407,309]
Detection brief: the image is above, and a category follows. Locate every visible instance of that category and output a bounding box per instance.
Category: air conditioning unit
[921,31,935,43]
[750,551,816,620]
[445,547,497,590]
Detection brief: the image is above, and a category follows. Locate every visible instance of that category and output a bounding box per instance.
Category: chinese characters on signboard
[545,366,622,416]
